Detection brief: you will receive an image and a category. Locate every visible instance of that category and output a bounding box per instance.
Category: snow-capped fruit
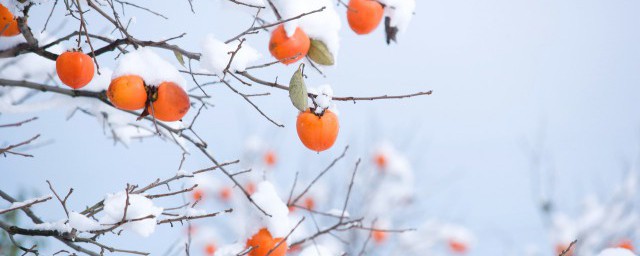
[246,228,287,256]
[289,63,308,112]
[269,25,310,65]
[347,0,384,35]
[107,75,147,111]
[0,4,20,37]
[296,109,339,152]
[147,82,190,122]
[56,51,95,89]
[307,39,334,66]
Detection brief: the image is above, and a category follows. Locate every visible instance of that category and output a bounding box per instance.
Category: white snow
[68,211,101,232]
[32,220,72,233]
[299,245,334,256]
[308,84,334,115]
[99,191,164,237]
[0,0,49,17]
[183,207,208,217]
[176,169,193,176]
[0,194,51,211]
[199,34,261,77]
[598,248,637,256]
[249,181,290,238]
[378,0,416,33]
[271,0,341,57]
[112,47,187,88]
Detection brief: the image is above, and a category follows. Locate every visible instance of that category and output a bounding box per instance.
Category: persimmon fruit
[374,153,387,169]
[246,228,287,256]
[264,150,277,167]
[617,240,634,251]
[347,0,384,35]
[107,75,147,111]
[296,110,339,152]
[192,188,204,201]
[0,4,20,37]
[372,230,387,244]
[303,197,315,210]
[448,239,468,254]
[219,187,232,201]
[269,25,310,65]
[205,242,216,256]
[56,51,95,89]
[147,82,190,122]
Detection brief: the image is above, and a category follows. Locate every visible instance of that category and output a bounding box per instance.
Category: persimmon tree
[0,0,433,255]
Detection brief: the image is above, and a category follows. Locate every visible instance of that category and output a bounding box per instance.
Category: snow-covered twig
[0,195,52,215]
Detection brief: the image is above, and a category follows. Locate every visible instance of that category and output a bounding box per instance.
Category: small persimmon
[264,150,277,167]
[56,51,95,89]
[0,4,20,37]
[192,188,204,201]
[555,243,574,256]
[616,240,634,251]
[147,82,190,122]
[107,75,147,111]
[347,0,384,35]
[219,187,232,201]
[374,153,387,169]
[205,242,216,256]
[246,228,287,256]
[246,182,256,195]
[303,197,315,211]
[269,25,310,65]
[372,230,387,244]
[296,110,339,152]
[448,239,468,254]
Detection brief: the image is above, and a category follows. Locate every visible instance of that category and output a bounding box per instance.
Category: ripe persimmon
[0,4,20,37]
[372,230,387,244]
[192,188,204,201]
[617,240,634,252]
[107,75,147,111]
[246,228,287,256]
[269,25,310,65]
[448,240,468,254]
[347,0,384,35]
[374,153,387,169]
[147,82,190,122]
[56,51,95,89]
[219,187,232,201]
[205,242,216,256]
[264,150,277,167]
[246,182,256,195]
[303,197,315,210]
[296,110,339,152]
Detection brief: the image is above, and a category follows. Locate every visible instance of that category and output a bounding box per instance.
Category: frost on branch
[200,34,261,77]
[99,191,164,237]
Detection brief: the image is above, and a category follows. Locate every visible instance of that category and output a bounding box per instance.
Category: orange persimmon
[449,239,468,254]
[296,110,339,152]
[56,51,95,89]
[246,228,287,256]
[107,75,147,111]
[147,82,190,122]
[205,242,216,256]
[264,150,277,167]
[372,230,387,244]
[269,25,310,65]
[347,0,384,35]
[0,4,20,37]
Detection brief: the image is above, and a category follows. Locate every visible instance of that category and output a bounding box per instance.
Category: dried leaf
[289,63,308,112]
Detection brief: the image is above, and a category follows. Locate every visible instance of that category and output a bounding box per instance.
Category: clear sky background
[2,0,640,255]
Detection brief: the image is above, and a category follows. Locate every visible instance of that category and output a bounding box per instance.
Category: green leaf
[307,39,335,66]
[289,63,308,112]
[173,50,185,67]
